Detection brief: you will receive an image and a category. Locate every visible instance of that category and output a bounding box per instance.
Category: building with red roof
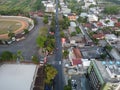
[115,22,120,27]
[93,33,105,40]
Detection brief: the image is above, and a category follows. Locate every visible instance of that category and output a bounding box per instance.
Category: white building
[45,3,56,12]
[84,0,96,8]
[0,64,37,90]
[88,14,98,22]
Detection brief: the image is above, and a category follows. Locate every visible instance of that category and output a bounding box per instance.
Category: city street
[0,16,43,60]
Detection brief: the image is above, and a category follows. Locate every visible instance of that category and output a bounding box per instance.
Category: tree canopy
[45,64,57,84]
[0,51,13,61]
[104,6,120,14]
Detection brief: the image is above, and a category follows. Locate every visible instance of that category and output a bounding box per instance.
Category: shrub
[0,51,13,61]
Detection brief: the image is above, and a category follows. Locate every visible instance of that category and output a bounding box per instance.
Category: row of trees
[0,50,23,62]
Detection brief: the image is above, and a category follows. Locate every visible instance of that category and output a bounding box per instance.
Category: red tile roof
[115,22,120,27]
[72,58,82,65]
[93,33,105,39]
[84,23,91,28]
[73,48,82,58]
[97,22,103,27]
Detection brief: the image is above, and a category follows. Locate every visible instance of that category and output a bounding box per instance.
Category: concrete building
[0,64,37,90]
[45,3,55,12]
[87,60,120,90]
[88,14,98,22]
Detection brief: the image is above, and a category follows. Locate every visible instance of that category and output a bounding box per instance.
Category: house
[96,22,103,28]
[88,14,98,22]
[115,22,120,27]
[105,34,118,45]
[80,12,88,18]
[61,7,71,14]
[84,0,96,8]
[93,33,105,40]
[45,3,55,12]
[69,47,82,66]
[89,7,99,14]
[70,22,77,27]
[68,13,77,21]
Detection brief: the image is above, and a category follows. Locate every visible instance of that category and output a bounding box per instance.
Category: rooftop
[94,60,120,83]
[0,64,36,90]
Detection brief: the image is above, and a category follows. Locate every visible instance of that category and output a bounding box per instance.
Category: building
[88,14,98,22]
[69,47,82,66]
[93,33,105,40]
[68,13,77,21]
[87,60,120,90]
[0,64,37,90]
[45,3,55,12]
[0,63,45,90]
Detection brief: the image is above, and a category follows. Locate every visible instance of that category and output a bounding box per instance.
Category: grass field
[0,20,22,35]
[0,0,43,13]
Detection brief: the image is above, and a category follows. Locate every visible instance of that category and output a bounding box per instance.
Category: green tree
[46,38,55,52]
[32,55,39,64]
[76,26,81,34]
[118,18,120,22]
[17,50,24,61]
[24,29,29,34]
[43,15,48,24]
[104,6,119,14]
[100,54,107,59]
[105,45,112,51]
[0,51,13,61]
[63,50,69,58]
[77,17,87,23]
[71,32,77,36]
[45,64,57,84]
[8,32,15,39]
[105,20,110,24]
[60,31,65,38]
[36,36,47,48]
[64,85,71,90]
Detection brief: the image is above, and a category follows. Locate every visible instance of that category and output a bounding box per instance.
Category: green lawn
[0,20,22,34]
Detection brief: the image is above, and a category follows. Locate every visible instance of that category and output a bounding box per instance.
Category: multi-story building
[87,60,120,90]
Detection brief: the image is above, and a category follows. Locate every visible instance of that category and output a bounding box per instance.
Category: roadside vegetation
[0,50,24,62]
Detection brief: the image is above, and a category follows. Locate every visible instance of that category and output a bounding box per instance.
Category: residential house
[61,7,71,14]
[80,12,88,18]
[69,47,82,66]
[93,33,105,40]
[105,34,118,45]
[84,0,96,8]
[68,13,77,21]
[88,14,98,22]
[45,3,55,12]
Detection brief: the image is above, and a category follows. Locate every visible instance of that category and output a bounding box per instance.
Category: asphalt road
[0,16,43,60]
[53,0,64,90]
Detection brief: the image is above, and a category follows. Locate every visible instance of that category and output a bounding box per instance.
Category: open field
[0,16,29,40]
[0,0,43,14]
[0,20,22,34]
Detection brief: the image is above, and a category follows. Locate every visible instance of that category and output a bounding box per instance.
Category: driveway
[0,16,44,60]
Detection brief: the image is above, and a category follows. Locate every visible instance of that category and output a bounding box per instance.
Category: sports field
[0,16,29,40]
[0,20,22,34]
